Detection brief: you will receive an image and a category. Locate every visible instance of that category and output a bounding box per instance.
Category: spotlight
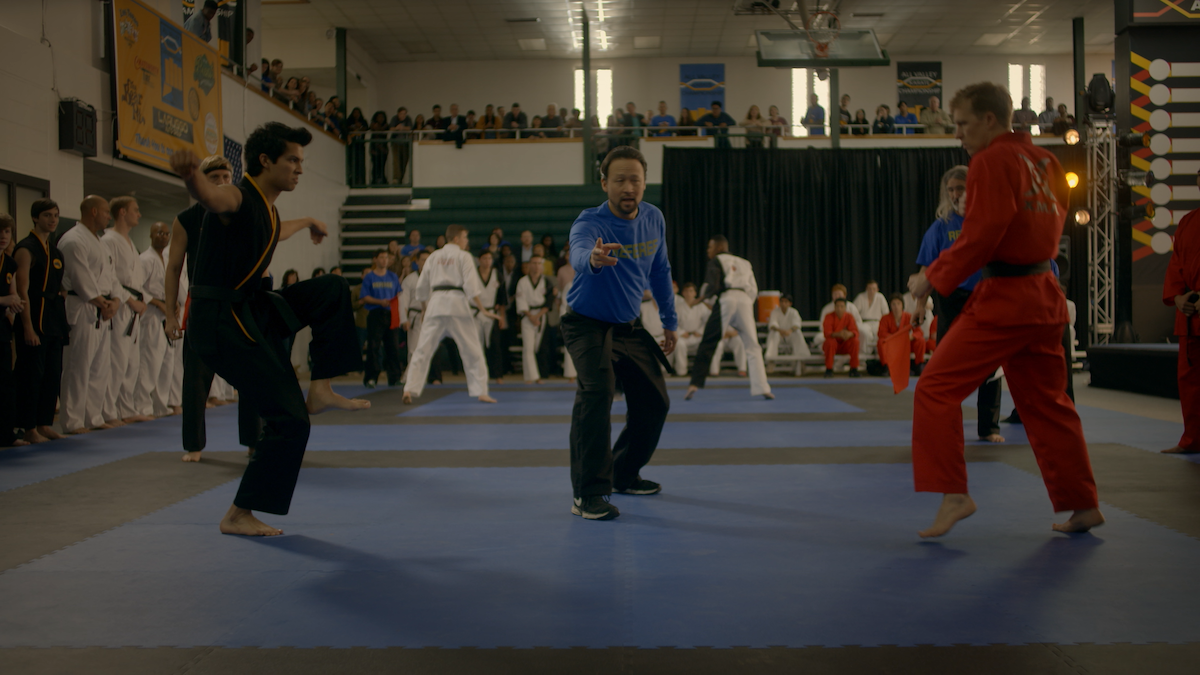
[1064,129,1080,145]
[1118,131,1150,148]
[1120,169,1148,187]
[1074,209,1091,226]
[1120,203,1155,220]
[1086,73,1114,113]
[1065,172,1080,189]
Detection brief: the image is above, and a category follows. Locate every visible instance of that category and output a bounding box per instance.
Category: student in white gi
[812,283,866,353]
[852,280,886,353]
[515,253,552,384]
[135,222,176,417]
[558,263,577,381]
[672,282,708,376]
[58,195,123,433]
[102,196,153,423]
[638,289,669,374]
[766,293,810,374]
[400,249,431,383]
[475,250,508,384]
[403,225,499,404]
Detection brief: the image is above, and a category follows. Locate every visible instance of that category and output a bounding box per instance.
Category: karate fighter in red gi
[907,82,1104,538]
[1161,167,1200,455]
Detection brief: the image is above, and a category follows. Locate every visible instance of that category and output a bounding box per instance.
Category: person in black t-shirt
[13,199,67,445]
[0,214,26,446]
[169,123,369,536]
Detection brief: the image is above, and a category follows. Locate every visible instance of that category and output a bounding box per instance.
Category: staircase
[337,187,429,281]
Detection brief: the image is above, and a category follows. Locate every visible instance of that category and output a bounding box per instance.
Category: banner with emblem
[896,62,942,110]
[111,0,223,173]
[679,64,725,113]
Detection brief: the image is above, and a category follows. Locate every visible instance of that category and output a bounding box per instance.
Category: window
[1029,64,1046,116]
[574,68,613,125]
[792,68,831,136]
[1008,64,1025,104]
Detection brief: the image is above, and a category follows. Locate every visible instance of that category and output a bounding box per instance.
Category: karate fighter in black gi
[169,122,369,536]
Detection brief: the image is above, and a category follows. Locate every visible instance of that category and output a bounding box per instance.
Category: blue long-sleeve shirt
[567,201,678,331]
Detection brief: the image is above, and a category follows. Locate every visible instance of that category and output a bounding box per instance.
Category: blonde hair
[200,155,232,174]
[936,165,969,221]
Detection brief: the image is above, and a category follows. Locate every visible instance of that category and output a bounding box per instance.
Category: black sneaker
[364,380,376,389]
[824,369,834,379]
[615,477,662,495]
[572,495,620,520]
[848,368,861,378]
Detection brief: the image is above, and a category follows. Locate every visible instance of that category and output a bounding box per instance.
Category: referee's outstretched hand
[591,237,621,268]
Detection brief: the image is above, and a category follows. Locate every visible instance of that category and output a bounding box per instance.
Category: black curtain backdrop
[661,144,1089,326]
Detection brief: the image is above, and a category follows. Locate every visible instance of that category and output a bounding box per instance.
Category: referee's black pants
[936,288,1002,439]
[364,307,402,385]
[181,335,263,451]
[688,297,723,389]
[561,310,670,499]
[190,275,361,515]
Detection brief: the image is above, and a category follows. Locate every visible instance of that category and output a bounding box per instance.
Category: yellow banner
[112,0,222,172]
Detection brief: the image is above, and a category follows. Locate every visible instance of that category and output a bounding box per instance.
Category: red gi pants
[823,337,859,369]
[912,315,1098,511]
[1178,336,1200,451]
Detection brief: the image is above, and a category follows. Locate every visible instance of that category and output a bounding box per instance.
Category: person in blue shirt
[695,101,738,149]
[359,249,404,387]
[894,101,918,134]
[400,229,424,258]
[802,93,826,136]
[649,101,676,137]
[562,146,678,521]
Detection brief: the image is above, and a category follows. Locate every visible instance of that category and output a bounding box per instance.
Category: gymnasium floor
[2,373,1199,674]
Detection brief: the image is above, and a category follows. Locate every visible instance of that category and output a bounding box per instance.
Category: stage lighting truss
[1086,118,1118,345]
[1120,169,1149,188]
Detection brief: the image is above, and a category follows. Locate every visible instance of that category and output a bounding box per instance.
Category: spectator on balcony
[851,109,870,136]
[622,101,646,138]
[444,103,468,149]
[303,91,319,115]
[465,109,477,133]
[401,230,424,258]
[543,104,564,138]
[767,105,788,136]
[529,116,546,138]
[482,232,502,257]
[1038,97,1057,134]
[428,104,445,140]
[742,105,767,148]
[412,114,426,138]
[565,108,583,137]
[476,104,501,140]
[184,0,217,42]
[255,57,268,82]
[274,77,302,106]
[389,107,413,184]
[802,93,825,136]
[677,108,697,136]
[697,100,737,149]
[368,111,390,185]
[894,101,917,135]
[308,97,325,125]
[873,105,895,134]
[1051,103,1075,135]
[503,102,528,138]
[1012,97,1037,133]
[649,101,676,137]
[838,94,852,130]
[920,96,953,134]
[294,77,312,112]
[262,59,283,94]
[346,107,368,186]
[518,230,535,263]
[322,100,343,138]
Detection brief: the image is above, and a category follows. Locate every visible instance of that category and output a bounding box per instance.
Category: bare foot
[247,447,255,458]
[402,392,414,405]
[684,385,698,401]
[1161,445,1199,454]
[495,378,504,385]
[10,439,30,447]
[478,395,497,403]
[182,451,202,462]
[525,380,535,385]
[23,429,48,444]
[171,406,183,416]
[763,392,775,400]
[36,426,63,440]
[431,380,442,385]
[738,371,747,377]
[919,493,978,538]
[104,419,126,428]
[306,378,371,415]
[536,379,544,384]
[219,505,282,536]
[1052,508,1105,533]
[124,415,155,423]
[67,427,91,435]
[206,398,219,408]
[981,433,1006,443]
[567,378,575,383]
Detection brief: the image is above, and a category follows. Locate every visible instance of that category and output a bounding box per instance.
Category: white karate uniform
[58,223,125,431]
[766,306,810,365]
[135,247,173,416]
[102,229,145,419]
[515,273,550,382]
[210,375,236,400]
[852,291,886,354]
[169,247,187,407]
[475,267,501,355]
[673,296,708,375]
[639,297,669,375]
[711,253,770,397]
[399,271,423,367]
[560,277,576,379]
[903,293,935,335]
[404,243,490,398]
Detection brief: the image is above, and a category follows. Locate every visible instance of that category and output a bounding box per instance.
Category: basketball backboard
[755,29,890,68]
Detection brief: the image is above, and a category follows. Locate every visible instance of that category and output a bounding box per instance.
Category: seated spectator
[1012,96,1038,132]
[919,96,953,134]
[444,103,467,148]
[872,105,895,134]
[803,93,825,136]
[1038,97,1057,134]
[1050,103,1075,135]
[476,104,501,139]
[672,282,708,375]
[311,267,326,278]
[400,229,423,257]
[877,292,927,375]
[503,102,528,138]
[766,294,810,374]
[822,298,860,378]
[532,244,554,277]
[853,280,886,353]
[491,227,510,249]
[677,108,697,136]
[812,283,867,352]
[184,0,217,42]
[434,234,447,250]
[767,105,788,136]
[540,235,556,260]
[542,104,563,138]
[330,266,342,276]
[851,109,870,136]
[650,101,676,136]
[696,100,737,148]
[742,105,767,148]
[482,232,502,257]
[894,101,918,134]
[465,109,477,132]
[496,106,506,129]
[903,291,935,349]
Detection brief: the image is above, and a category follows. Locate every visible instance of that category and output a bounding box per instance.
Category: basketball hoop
[805,10,841,58]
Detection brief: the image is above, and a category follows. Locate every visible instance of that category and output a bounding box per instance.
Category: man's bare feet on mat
[479,395,497,403]
[763,393,775,400]
[37,426,63,441]
[402,393,413,405]
[182,451,201,463]
[170,406,182,416]
[67,427,91,435]
[24,429,49,444]
[306,379,370,414]
[982,433,1005,443]
[219,505,282,536]
[1052,508,1105,533]
[919,493,977,538]
[1161,445,1198,454]
[124,415,155,423]
[684,385,698,401]
[104,419,126,428]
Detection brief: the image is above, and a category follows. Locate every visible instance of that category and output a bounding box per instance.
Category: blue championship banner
[680,64,725,112]
[896,62,942,109]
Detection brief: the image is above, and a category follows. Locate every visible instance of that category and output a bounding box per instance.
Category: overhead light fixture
[1065,172,1080,189]
[1120,170,1148,187]
[634,36,661,49]
[1064,129,1080,145]
[505,17,541,23]
[1118,131,1150,148]
[597,29,611,50]
[974,34,1009,46]
[852,12,884,18]
[1074,209,1091,226]
[517,38,547,51]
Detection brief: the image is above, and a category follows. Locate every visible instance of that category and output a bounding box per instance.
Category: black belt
[526,304,546,311]
[981,260,1052,279]
[433,285,464,292]
[191,284,303,336]
[67,292,112,328]
[122,285,144,302]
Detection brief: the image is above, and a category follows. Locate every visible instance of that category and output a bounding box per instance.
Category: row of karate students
[3,196,241,446]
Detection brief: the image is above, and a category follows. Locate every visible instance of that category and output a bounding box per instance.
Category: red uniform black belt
[981,260,1052,279]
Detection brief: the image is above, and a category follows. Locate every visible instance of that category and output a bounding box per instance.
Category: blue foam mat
[2,463,1197,648]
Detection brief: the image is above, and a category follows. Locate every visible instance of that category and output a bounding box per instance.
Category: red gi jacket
[925,132,1069,326]
[1163,209,1200,337]
[878,312,919,342]
[823,311,858,339]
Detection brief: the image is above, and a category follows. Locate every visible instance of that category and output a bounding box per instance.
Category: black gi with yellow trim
[189,176,360,515]
[13,231,67,431]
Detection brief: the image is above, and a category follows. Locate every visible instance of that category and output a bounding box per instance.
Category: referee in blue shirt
[360,249,404,387]
[561,147,678,521]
